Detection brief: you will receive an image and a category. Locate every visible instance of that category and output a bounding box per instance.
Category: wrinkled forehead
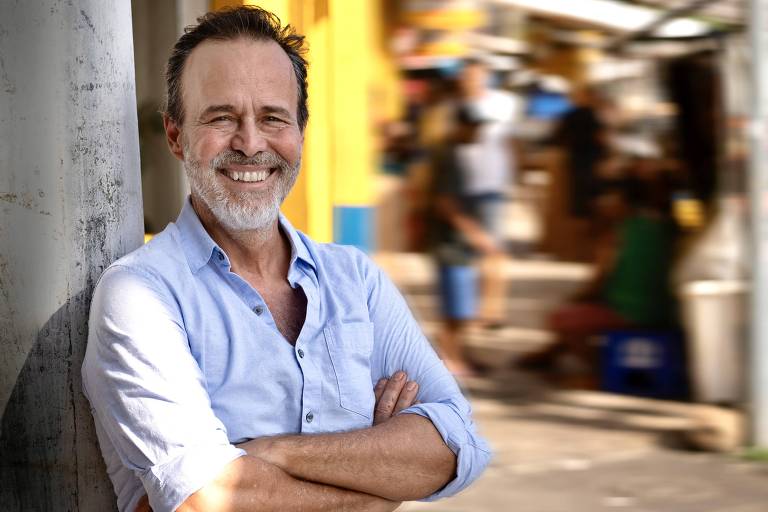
[180,37,298,118]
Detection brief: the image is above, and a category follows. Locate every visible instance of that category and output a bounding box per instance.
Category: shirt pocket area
[323,321,375,419]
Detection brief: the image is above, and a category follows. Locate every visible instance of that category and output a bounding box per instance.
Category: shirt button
[217,252,224,261]
[305,411,314,423]
[297,348,305,358]
[253,306,264,315]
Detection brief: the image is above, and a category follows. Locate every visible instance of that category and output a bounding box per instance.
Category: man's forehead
[181,38,297,112]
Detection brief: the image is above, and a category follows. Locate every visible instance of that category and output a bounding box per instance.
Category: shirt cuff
[402,402,492,501]
[141,443,246,512]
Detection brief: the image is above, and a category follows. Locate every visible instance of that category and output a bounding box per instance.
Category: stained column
[0,1,143,509]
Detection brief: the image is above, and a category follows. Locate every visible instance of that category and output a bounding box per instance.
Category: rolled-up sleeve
[403,400,491,500]
[360,251,492,500]
[82,266,244,512]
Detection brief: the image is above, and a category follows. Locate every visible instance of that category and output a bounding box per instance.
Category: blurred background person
[546,85,611,262]
[518,159,678,379]
[554,86,609,220]
[429,105,501,376]
[458,57,520,328]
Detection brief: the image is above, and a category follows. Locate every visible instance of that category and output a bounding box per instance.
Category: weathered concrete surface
[402,387,768,512]
[0,1,143,509]
[376,253,768,512]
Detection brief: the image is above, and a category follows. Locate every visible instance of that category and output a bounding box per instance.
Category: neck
[191,195,291,281]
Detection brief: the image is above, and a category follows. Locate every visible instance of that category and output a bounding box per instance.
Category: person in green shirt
[518,170,677,372]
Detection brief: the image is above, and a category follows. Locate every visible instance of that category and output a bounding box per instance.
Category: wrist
[238,435,288,469]
[264,435,290,469]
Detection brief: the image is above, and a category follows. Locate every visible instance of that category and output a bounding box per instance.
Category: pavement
[373,252,768,512]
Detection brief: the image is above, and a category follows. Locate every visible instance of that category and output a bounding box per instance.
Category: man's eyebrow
[199,104,237,118]
[261,105,294,119]
[198,104,294,120]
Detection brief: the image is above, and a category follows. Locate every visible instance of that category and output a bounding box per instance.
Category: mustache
[211,150,289,169]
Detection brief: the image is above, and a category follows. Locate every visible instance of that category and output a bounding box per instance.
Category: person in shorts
[429,106,503,376]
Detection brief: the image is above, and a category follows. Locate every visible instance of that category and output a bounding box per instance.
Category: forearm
[436,197,497,254]
[239,413,456,501]
[178,455,399,512]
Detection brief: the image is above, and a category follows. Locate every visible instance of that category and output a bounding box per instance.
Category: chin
[213,200,281,233]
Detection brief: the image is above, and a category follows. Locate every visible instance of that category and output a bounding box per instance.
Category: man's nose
[231,122,268,157]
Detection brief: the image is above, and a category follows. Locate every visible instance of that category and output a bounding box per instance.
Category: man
[457,58,519,327]
[429,106,498,376]
[82,7,490,512]
[546,86,609,262]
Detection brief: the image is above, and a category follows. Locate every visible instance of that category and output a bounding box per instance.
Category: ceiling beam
[608,0,729,51]
[487,0,710,34]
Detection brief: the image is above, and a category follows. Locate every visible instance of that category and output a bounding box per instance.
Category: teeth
[228,169,269,182]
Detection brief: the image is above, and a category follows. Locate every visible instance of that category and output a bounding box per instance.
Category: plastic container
[600,330,688,400]
[678,280,748,403]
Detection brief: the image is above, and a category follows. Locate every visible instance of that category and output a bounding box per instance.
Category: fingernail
[394,371,405,381]
[406,381,417,391]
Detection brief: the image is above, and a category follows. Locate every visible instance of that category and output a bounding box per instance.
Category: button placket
[297,334,321,433]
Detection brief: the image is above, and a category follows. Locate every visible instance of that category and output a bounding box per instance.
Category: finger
[374,378,388,402]
[374,371,407,423]
[393,381,419,415]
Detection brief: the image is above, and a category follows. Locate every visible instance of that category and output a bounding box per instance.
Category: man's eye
[265,116,286,124]
[210,116,233,123]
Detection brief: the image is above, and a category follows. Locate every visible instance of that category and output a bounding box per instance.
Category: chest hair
[256,279,307,345]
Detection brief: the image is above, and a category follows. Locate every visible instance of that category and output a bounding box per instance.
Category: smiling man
[82,7,490,512]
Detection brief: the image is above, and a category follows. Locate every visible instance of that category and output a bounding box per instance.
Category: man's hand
[373,371,419,425]
[468,227,502,257]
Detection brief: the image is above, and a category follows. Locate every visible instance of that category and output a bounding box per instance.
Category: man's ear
[163,114,185,161]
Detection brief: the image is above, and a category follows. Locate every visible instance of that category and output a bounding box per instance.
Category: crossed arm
[88,264,486,512]
[146,373,456,512]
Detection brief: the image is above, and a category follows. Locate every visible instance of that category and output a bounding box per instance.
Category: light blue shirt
[82,199,491,512]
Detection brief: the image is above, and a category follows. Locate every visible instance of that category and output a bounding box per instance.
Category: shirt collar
[175,197,317,274]
[277,212,317,273]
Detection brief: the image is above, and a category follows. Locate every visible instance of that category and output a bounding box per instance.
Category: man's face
[169,37,304,232]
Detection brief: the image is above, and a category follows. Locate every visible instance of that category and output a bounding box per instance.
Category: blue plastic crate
[600,330,688,400]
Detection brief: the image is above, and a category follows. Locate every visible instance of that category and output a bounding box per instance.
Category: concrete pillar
[0,1,143,509]
[750,0,768,448]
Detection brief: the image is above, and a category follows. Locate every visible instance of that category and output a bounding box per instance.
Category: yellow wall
[328,0,373,207]
[302,0,334,242]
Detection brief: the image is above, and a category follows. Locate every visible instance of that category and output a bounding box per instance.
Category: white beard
[183,146,300,233]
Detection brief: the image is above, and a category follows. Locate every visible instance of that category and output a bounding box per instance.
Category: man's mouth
[220,168,274,183]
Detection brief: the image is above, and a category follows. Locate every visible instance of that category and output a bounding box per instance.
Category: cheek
[273,130,303,166]
[190,132,229,161]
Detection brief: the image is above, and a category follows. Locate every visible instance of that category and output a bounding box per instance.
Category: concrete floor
[373,253,768,512]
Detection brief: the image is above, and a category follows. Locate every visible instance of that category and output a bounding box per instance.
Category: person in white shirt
[457,58,519,327]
